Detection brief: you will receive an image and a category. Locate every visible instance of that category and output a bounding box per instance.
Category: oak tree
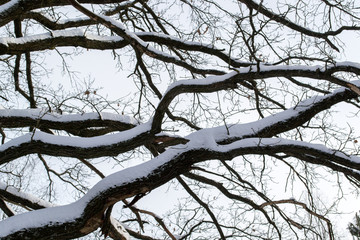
[0,0,360,239]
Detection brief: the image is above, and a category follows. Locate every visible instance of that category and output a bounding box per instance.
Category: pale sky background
[2,1,360,239]
[38,23,360,240]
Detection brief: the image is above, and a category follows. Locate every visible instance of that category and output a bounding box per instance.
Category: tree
[0,0,360,239]
[349,211,360,239]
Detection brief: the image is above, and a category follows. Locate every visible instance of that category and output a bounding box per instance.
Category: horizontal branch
[0,29,251,67]
[0,109,138,136]
[68,1,225,75]
[0,71,358,164]
[0,134,359,239]
[0,122,152,165]
[0,29,128,54]
[0,0,130,27]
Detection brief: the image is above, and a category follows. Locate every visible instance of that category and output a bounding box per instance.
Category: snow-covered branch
[0,109,138,136]
[0,81,358,165]
[0,0,130,27]
[152,65,360,132]
[1,1,360,239]
[0,29,250,67]
[1,130,359,238]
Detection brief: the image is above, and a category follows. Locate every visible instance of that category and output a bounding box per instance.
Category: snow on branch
[0,182,55,209]
[0,29,126,54]
[193,79,360,144]
[152,64,360,132]
[0,121,152,165]
[0,108,137,124]
[0,77,358,164]
[0,29,250,67]
[0,127,359,238]
[237,0,360,51]
[68,0,225,75]
[0,182,130,239]
[0,109,137,129]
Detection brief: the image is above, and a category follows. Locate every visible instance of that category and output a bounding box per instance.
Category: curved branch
[151,63,360,133]
[0,77,358,164]
[67,0,225,75]
[1,134,359,238]
[237,0,360,51]
[260,199,334,240]
[0,182,130,239]
[0,122,152,165]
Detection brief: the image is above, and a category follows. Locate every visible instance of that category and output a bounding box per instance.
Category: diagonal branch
[67,0,225,75]
[177,176,226,240]
[183,172,282,238]
[151,63,360,133]
[0,132,359,238]
[0,198,15,217]
[237,0,360,51]
[0,78,358,164]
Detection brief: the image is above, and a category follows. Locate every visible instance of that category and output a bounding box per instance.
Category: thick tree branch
[0,182,130,240]
[1,134,359,238]
[151,63,360,133]
[0,110,138,136]
[0,79,358,164]
[0,30,251,69]
[0,0,130,27]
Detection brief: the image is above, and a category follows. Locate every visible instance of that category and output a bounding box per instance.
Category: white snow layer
[0,182,55,208]
[0,4,359,234]
[0,132,359,237]
[1,81,360,236]
[0,108,138,124]
[0,0,19,15]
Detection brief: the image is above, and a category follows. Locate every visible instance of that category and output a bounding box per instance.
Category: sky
[33,4,360,239]
[1,1,360,239]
